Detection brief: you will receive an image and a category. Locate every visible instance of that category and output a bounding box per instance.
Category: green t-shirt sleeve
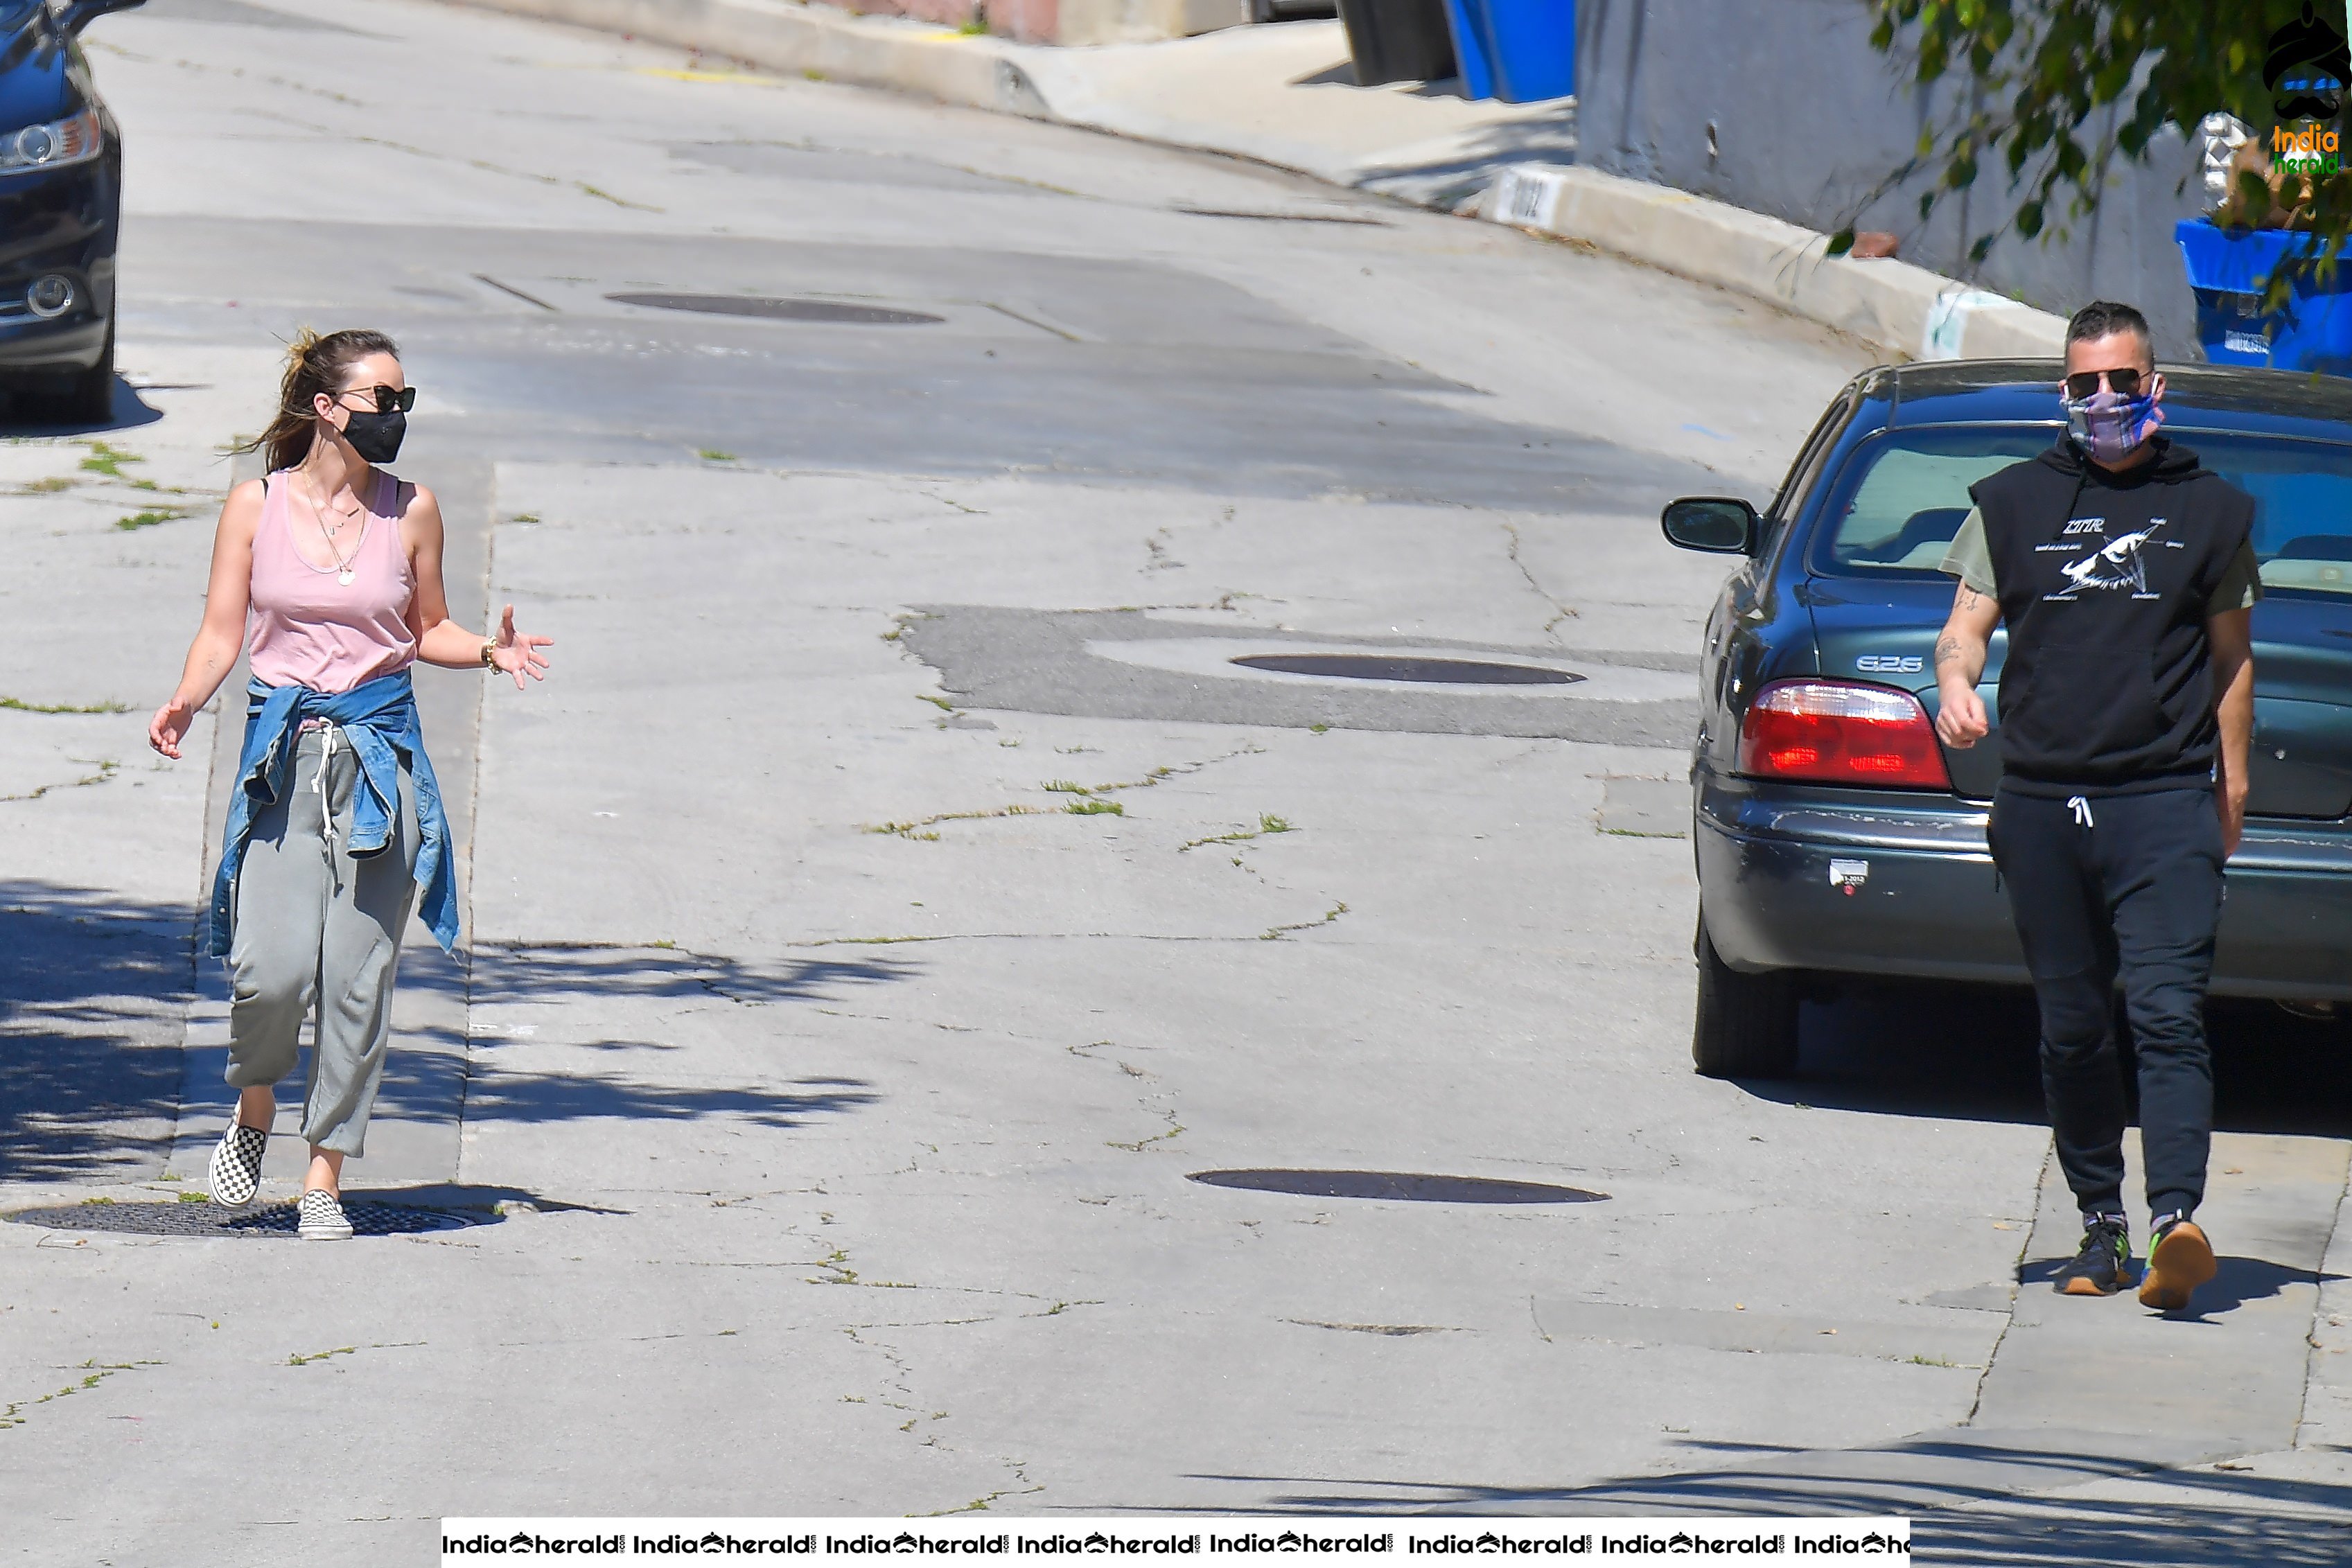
[2209,540,2264,615]
[1938,507,1996,597]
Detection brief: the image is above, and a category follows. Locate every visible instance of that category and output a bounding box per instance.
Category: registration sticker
[1828,858,1870,895]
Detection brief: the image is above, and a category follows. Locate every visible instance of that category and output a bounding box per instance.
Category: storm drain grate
[1188,1170,1607,1204]
[7,1201,493,1240]
[1229,654,1583,686]
[606,292,944,326]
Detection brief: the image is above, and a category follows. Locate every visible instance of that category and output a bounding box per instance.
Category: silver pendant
[337,569,354,585]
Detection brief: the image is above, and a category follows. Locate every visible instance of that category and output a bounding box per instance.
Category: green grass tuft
[1,696,128,714]
[79,441,139,477]
[1067,799,1123,816]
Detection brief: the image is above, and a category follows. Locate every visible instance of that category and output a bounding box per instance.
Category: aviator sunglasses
[337,384,417,414]
[2064,367,2146,400]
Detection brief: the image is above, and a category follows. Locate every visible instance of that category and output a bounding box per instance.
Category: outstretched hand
[148,698,196,759]
[490,603,554,691]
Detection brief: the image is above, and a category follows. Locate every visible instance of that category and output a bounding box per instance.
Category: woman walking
[150,328,551,1239]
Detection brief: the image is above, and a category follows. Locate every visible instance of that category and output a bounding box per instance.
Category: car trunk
[1802,578,2352,818]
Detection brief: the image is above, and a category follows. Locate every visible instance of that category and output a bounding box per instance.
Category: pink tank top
[247,469,417,694]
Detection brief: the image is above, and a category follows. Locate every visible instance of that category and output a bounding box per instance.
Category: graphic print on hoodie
[1969,437,2255,795]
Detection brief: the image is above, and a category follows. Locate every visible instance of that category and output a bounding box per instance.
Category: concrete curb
[445,0,1047,116]
[447,0,2066,364]
[1483,164,2067,362]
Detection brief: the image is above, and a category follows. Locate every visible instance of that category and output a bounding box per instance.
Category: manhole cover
[7,1201,492,1239]
[1187,1170,1607,1204]
[1228,654,1582,686]
[605,292,943,326]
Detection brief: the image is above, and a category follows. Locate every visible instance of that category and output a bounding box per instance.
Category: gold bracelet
[480,639,498,669]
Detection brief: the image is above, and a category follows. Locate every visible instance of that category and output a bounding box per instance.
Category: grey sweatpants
[226,724,420,1157]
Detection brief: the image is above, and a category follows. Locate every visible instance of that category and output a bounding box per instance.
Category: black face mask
[339,407,405,464]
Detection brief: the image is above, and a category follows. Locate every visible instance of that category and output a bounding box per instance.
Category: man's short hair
[2066,301,2153,355]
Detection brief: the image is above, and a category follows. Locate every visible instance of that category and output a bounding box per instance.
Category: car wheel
[1692,911,1801,1079]
[64,319,116,426]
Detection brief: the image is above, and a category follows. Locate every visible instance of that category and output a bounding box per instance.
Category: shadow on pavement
[1734,980,2352,1142]
[2,884,913,1183]
[1174,1438,2352,1563]
[0,380,163,437]
[457,1066,879,1129]
[450,941,914,1009]
[0,881,191,1186]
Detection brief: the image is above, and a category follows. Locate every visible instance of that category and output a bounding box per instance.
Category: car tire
[1692,912,1801,1079]
[65,319,116,427]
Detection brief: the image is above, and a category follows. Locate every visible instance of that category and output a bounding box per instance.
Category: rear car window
[1816,428,2051,575]
[1814,425,2352,597]
[2206,442,2352,597]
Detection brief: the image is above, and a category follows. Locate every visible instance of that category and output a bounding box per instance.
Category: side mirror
[1661,497,1760,555]
[56,0,146,35]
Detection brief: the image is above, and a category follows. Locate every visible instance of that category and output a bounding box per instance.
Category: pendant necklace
[300,472,362,585]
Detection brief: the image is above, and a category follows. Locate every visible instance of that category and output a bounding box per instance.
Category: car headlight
[0,108,102,174]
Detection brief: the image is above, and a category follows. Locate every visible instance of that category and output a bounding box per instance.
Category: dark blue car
[1662,360,2352,1077]
[0,0,142,422]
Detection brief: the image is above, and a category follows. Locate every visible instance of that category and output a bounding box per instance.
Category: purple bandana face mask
[2064,386,2164,464]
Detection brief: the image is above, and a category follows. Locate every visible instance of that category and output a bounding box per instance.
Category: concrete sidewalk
[449,1,2062,360]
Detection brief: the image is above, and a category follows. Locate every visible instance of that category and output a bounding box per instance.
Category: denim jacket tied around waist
[206,670,459,958]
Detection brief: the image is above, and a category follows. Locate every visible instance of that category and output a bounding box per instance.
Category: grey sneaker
[298,1188,353,1242]
[207,1122,268,1209]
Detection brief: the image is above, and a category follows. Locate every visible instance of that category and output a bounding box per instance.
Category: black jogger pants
[1988,784,2224,1220]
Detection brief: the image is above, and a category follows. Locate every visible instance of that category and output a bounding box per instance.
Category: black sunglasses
[2064,368,2145,400]
[338,384,416,414]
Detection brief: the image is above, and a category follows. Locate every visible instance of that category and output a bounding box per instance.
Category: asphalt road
[1,1,2347,1562]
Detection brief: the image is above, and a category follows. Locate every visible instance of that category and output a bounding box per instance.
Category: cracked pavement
[1,2,2348,1563]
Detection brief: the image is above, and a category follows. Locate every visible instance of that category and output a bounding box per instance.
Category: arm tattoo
[1933,635,1963,670]
[1955,586,1983,611]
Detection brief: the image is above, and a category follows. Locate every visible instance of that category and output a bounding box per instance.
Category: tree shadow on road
[440,940,914,1010]
[1168,1437,2352,1563]
[0,881,191,1186]
[1,883,916,1185]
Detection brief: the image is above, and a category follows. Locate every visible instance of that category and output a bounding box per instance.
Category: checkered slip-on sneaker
[207,1122,269,1208]
[298,1189,353,1242]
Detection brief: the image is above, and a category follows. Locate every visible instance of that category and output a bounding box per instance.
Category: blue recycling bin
[1441,0,1574,104]
[2176,217,2352,376]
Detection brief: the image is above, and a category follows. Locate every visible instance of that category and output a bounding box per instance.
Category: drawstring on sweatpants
[314,724,343,890]
[2068,794,2095,830]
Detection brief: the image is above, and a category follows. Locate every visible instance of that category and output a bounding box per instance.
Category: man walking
[1933,300,2260,1312]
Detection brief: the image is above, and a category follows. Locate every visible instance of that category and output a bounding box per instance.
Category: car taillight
[1737,679,1951,789]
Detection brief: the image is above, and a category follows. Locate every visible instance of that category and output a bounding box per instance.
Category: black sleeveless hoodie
[1968,437,2254,797]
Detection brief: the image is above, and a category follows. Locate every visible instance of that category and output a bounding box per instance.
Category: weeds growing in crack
[20,475,72,493]
[1067,799,1122,816]
[287,1346,356,1367]
[868,804,1046,840]
[1262,901,1349,941]
[809,1247,914,1289]
[917,694,956,713]
[116,508,193,531]
[78,441,140,477]
[0,696,129,716]
[3,758,119,802]
[0,1361,161,1429]
[1179,813,1295,854]
[1107,1116,1184,1153]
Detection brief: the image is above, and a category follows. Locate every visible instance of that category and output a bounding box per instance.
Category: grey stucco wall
[1573,0,2208,358]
